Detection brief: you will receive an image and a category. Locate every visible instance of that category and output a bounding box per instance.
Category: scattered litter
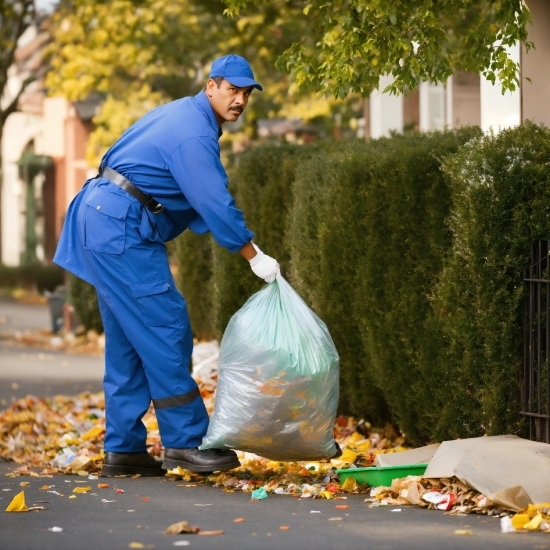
[116,488,124,494]
[98,483,109,489]
[48,527,63,532]
[128,543,144,548]
[251,487,268,500]
[5,491,28,512]
[310,510,321,513]
[72,486,91,493]
[173,543,190,547]
[193,503,212,507]
[19,482,30,487]
[279,526,290,530]
[328,517,342,521]
[165,521,199,534]
[509,503,550,532]
[69,496,77,500]
[233,518,246,523]
[101,499,116,503]
[390,509,402,512]
[500,516,516,534]
[335,504,349,510]
[454,530,473,536]
[197,530,224,536]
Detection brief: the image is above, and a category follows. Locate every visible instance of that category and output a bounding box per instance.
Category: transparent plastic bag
[200,276,339,461]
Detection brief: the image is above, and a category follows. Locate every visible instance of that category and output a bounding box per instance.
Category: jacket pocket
[130,280,183,327]
[84,187,130,254]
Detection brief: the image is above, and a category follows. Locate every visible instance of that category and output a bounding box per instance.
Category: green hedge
[175,232,215,341]
[176,123,550,442]
[0,264,65,293]
[429,121,550,441]
[289,140,395,425]
[69,275,104,333]
[210,144,323,339]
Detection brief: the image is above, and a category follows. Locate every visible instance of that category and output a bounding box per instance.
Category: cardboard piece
[374,444,440,467]
[423,435,550,511]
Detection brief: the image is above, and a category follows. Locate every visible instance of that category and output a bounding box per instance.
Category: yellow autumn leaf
[339,448,358,463]
[6,491,28,512]
[72,486,91,493]
[511,513,530,529]
[81,425,105,441]
[340,477,357,493]
[320,491,334,499]
[523,513,543,531]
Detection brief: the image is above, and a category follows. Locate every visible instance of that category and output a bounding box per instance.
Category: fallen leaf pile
[0,372,406,494]
[365,476,507,515]
[2,369,546,527]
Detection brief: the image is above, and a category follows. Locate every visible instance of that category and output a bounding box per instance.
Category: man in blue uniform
[53,54,280,476]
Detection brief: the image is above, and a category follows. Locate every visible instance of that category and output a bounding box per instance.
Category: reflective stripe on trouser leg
[78,181,209,449]
[98,295,150,452]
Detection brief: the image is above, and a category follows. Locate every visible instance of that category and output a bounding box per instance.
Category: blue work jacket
[99,90,253,248]
[55,90,254,285]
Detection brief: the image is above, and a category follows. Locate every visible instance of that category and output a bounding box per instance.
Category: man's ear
[206,78,215,97]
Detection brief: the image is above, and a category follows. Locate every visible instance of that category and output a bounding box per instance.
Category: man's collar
[194,90,223,138]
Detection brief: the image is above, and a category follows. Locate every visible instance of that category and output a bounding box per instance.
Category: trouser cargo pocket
[130,280,183,327]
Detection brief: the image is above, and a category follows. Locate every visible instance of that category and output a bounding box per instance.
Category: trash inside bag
[200,276,339,461]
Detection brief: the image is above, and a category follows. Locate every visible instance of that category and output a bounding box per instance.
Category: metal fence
[522,240,550,443]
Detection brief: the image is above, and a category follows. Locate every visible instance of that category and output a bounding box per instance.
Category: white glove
[249,243,280,283]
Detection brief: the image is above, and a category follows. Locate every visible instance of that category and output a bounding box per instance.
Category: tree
[0,0,39,258]
[46,0,352,166]
[222,0,533,98]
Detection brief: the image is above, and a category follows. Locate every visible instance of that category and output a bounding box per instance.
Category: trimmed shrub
[0,264,65,293]
[430,121,550,441]
[211,144,321,338]
[351,128,482,444]
[289,140,394,425]
[69,275,103,333]
[175,231,215,341]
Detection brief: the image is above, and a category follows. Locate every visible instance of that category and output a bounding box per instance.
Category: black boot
[162,447,240,473]
[331,441,343,459]
[101,451,166,477]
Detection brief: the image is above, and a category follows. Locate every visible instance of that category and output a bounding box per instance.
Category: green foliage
[211,144,316,338]
[431,121,550,441]
[176,124,550,441]
[351,128,482,444]
[223,0,532,98]
[0,263,65,293]
[175,231,215,341]
[45,0,331,165]
[289,140,393,424]
[69,275,104,333]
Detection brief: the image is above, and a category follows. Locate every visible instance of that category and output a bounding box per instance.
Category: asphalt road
[0,299,548,549]
[0,298,104,405]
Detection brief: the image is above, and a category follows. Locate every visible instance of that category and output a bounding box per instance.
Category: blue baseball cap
[209,54,263,91]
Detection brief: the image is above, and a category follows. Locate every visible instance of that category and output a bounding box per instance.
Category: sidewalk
[0,299,547,549]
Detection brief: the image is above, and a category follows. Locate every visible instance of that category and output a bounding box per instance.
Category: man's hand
[241,242,280,283]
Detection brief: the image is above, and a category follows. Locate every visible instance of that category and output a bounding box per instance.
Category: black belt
[100,166,164,214]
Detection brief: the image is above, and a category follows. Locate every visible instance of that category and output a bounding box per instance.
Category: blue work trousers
[75,178,209,452]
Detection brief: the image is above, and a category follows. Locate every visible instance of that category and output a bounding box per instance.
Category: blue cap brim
[224,76,263,91]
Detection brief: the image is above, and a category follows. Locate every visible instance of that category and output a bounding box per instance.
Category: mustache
[229,106,243,113]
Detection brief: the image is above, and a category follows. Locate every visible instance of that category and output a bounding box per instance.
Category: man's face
[206,78,253,126]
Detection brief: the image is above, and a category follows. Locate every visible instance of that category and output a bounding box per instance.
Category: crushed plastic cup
[251,487,268,500]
